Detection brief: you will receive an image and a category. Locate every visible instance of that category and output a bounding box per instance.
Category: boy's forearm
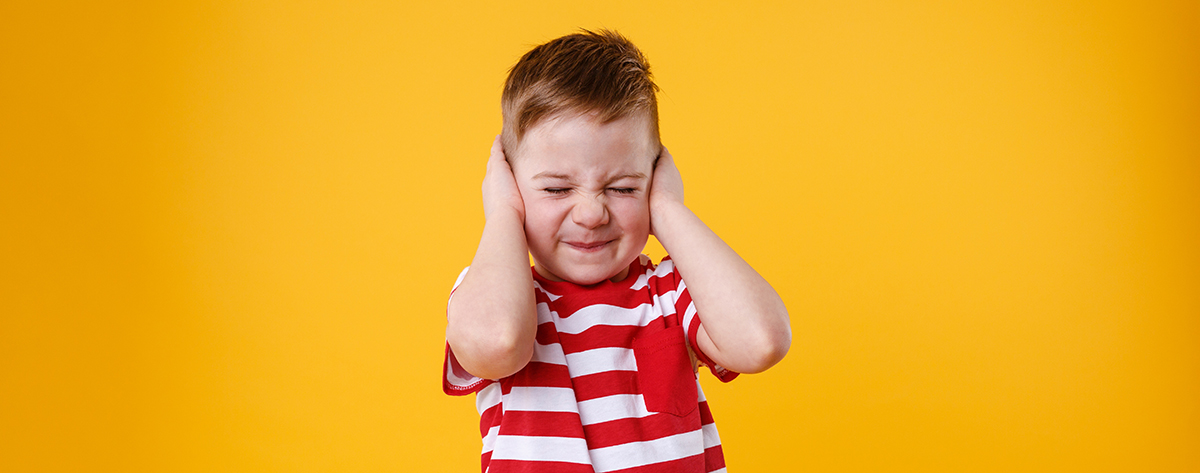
[446,208,537,380]
[652,199,791,373]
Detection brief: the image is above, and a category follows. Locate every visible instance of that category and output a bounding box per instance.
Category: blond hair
[501,29,660,158]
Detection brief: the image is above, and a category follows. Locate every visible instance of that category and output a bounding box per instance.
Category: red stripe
[646,274,679,296]
[569,368,713,405]
[534,322,560,345]
[527,259,687,319]
[583,411,703,449]
[698,401,715,426]
[497,410,585,438]
[703,444,726,471]
[537,289,655,319]
[480,402,502,437]
[507,362,573,389]
[534,289,554,306]
[570,369,638,401]
[484,459,597,473]
[531,262,684,320]
[557,324,643,353]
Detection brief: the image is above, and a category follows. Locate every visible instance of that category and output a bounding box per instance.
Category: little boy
[443,30,791,473]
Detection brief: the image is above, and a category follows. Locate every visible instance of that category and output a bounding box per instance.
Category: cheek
[522,199,567,239]
[611,198,651,230]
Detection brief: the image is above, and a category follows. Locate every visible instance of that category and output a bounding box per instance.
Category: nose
[571,194,609,229]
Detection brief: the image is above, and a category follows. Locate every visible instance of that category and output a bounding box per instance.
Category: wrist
[651,191,685,214]
[485,203,525,224]
[650,197,689,240]
[476,207,531,268]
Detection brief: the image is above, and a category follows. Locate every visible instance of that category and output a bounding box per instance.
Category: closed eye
[608,188,637,195]
[544,188,571,195]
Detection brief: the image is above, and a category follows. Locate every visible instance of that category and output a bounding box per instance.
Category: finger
[489,135,505,162]
[656,146,673,168]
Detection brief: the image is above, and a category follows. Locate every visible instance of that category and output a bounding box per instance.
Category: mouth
[563,240,613,252]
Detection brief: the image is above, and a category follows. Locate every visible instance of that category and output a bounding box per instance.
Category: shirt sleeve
[662,257,739,383]
[442,266,494,395]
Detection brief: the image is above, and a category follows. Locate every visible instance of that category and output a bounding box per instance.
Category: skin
[445,113,791,380]
[515,113,656,286]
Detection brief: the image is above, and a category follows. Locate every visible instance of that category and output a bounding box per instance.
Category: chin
[562,270,615,286]
[548,262,624,286]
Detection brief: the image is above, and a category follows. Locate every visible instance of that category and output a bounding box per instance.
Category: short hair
[501,29,660,158]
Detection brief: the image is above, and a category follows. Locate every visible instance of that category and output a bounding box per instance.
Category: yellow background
[3,1,1197,471]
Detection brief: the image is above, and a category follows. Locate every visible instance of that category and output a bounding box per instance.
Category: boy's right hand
[482,136,526,223]
[448,136,538,380]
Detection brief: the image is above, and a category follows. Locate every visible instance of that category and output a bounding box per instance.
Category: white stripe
[445,355,480,389]
[630,257,678,293]
[452,266,470,291]
[480,424,499,455]
[589,429,705,472]
[536,301,557,324]
[554,304,658,334]
[531,341,566,365]
[681,301,698,330]
[476,383,501,415]
[651,289,680,317]
[504,386,579,413]
[652,258,676,278]
[577,394,652,426]
[532,281,563,301]
[563,346,636,378]
[701,422,722,448]
[490,435,591,463]
[630,271,650,290]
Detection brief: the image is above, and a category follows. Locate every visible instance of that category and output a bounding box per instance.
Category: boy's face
[511,112,658,285]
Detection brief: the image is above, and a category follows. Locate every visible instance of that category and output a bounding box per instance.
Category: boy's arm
[445,137,538,380]
[649,147,792,374]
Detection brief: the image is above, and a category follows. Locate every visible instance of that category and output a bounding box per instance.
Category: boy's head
[501,29,660,160]
[501,30,662,285]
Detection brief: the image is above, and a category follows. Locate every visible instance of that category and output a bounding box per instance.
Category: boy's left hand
[649,146,684,236]
[644,145,792,375]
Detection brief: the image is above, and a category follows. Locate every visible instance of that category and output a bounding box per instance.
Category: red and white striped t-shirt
[444,255,738,473]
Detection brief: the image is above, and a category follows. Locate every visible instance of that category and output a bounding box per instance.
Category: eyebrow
[531,172,648,181]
